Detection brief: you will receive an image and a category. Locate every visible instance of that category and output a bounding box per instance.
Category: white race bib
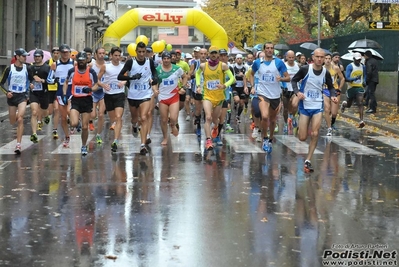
[162,78,175,86]
[306,89,320,99]
[133,83,149,91]
[74,85,87,96]
[11,85,24,92]
[261,73,275,82]
[109,83,120,90]
[206,80,220,90]
[235,80,244,87]
[32,81,43,91]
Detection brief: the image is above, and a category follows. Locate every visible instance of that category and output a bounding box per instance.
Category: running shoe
[359,121,365,128]
[70,127,75,135]
[256,135,262,143]
[81,146,88,156]
[14,144,21,155]
[267,141,273,153]
[37,121,43,131]
[252,127,259,138]
[132,125,139,137]
[262,138,269,152]
[243,107,248,115]
[196,127,201,137]
[288,118,293,131]
[63,136,70,148]
[30,133,38,143]
[214,136,223,146]
[292,116,298,128]
[89,122,95,131]
[205,139,213,151]
[327,127,333,136]
[236,116,241,124]
[52,130,58,139]
[96,134,102,144]
[225,124,234,133]
[140,145,148,155]
[76,121,82,132]
[43,116,50,124]
[274,124,279,133]
[340,101,347,113]
[283,123,288,135]
[145,138,152,145]
[109,122,116,130]
[186,115,191,121]
[111,141,118,152]
[331,125,337,131]
[304,160,314,173]
[250,122,255,130]
[211,126,218,139]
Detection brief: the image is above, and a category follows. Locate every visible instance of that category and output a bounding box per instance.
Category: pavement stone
[339,101,399,135]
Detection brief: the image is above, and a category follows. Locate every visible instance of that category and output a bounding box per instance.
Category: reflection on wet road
[0,113,398,267]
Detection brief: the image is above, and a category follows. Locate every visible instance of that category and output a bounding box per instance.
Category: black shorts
[71,96,93,113]
[127,98,151,108]
[283,90,295,99]
[252,97,261,118]
[104,93,126,111]
[192,92,203,101]
[48,91,57,103]
[179,92,186,102]
[7,92,28,107]
[259,95,281,110]
[222,100,228,108]
[232,87,248,99]
[30,91,49,110]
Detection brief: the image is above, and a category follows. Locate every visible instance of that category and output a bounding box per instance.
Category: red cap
[176,49,182,54]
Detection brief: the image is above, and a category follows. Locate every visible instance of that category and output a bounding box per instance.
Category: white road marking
[0,135,46,155]
[328,136,383,156]
[275,135,323,155]
[224,134,265,153]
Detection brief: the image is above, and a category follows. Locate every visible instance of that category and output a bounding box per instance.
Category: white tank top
[55,59,74,85]
[128,58,153,100]
[256,60,282,99]
[301,64,326,109]
[8,64,28,93]
[285,62,300,92]
[102,62,124,95]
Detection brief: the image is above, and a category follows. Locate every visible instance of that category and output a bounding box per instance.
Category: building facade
[0,0,76,70]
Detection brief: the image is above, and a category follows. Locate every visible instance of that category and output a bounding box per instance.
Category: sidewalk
[339,101,399,135]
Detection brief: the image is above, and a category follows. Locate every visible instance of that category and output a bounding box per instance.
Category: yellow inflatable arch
[102,8,228,51]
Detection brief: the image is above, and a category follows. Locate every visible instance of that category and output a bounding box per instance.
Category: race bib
[133,83,149,91]
[32,81,43,91]
[206,80,220,90]
[261,73,275,82]
[163,78,175,86]
[109,83,120,90]
[74,85,86,95]
[235,80,244,87]
[306,89,320,99]
[59,77,66,84]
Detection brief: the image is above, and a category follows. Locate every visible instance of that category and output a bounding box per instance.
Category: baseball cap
[76,51,87,61]
[235,54,243,59]
[209,46,219,53]
[34,49,44,57]
[14,48,29,56]
[59,44,71,52]
[146,47,153,52]
[353,52,362,60]
[185,53,193,59]
[162,52,171,58]
[175,49,182,54]
[193,46,201,52]
[219,49,228,55]
[295,52,302,57]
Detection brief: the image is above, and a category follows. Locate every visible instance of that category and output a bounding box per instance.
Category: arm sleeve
[47,69,55,83]
[224,69,235,87]
[150,59,159,83]
[363,64,367,84]
[0,67,10,94]
[117,59,133,81]
[195,66,203,86]
[345,64,354,81]
[291,66,308,94]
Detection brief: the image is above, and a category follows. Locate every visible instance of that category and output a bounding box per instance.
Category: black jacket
[365,57,379,84]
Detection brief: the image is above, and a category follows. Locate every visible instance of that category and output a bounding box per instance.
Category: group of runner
[0,41,367,172]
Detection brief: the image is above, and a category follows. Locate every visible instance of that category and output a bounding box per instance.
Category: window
[167,28,179,36]
[188,28,195,37]
[140,27,152,42]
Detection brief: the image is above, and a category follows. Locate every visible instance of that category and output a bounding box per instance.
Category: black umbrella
[274,43,290,50]
[299,42,318,51]
[348,38,382,49]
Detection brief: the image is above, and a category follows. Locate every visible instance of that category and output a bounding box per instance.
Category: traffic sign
[228,41,235,49]
[369,21,399,30]
[370,0,399,3]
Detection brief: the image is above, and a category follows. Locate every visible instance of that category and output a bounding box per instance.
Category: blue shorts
[323,89,330,97]
[251,97,261,118]
[92,89,105,103]
[298,106,323,117]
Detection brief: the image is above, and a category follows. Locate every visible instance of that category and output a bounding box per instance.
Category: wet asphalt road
[0,102,399,267]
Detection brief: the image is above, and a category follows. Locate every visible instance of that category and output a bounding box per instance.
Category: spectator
[364,50,379,114]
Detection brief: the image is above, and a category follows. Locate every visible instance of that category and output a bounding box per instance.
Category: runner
[323,53,344,135]
[175,49,190,113]
[28,49,51,143]
[155,52,188,145]
[282,50,300,134]
[45,47,60,139]
[195,46,235,151]
[250,42,290,153]
[117,41,158,155]
[340,52,367,129]
[0,48,32,154]
[47,44,74,148]
[64,51,99,155]
[291,48,338,172]
[232,54,249,123]
[88,47,106,144]
[97,47,126,152]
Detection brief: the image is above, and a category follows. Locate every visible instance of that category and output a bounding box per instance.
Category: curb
[340,112,399,135]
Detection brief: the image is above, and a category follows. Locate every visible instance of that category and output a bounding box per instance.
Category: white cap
[295,52,302,57]
[193,46,201,52]
[185,53,193,59]
[353,52,362,60]
[236,54,243,59]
